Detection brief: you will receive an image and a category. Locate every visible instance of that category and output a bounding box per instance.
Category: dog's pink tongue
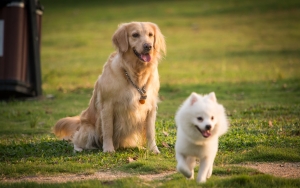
[201,130,211,138]
[141,54,151,62]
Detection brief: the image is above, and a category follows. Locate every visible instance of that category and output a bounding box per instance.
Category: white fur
[175,92,229,183]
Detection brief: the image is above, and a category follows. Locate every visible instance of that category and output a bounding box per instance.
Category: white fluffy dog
[175,92,229,183]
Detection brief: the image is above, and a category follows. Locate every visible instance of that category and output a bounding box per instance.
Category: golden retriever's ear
[112,24,128,53]
[150,23,166,58]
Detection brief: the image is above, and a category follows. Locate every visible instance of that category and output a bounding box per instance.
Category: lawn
[0,0,300,187]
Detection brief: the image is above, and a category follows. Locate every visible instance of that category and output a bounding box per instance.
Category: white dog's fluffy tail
[53,116,81,140]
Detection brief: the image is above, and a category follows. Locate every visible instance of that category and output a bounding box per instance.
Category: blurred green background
[41,0,300,88]
[0,0,299,186]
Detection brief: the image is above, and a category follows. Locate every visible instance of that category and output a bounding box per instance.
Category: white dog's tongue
[141,54,151,62]
[195,125,211,138]
[201,130,211,138]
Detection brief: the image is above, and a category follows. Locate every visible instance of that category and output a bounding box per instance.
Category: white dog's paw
[206,170,212,179]
[196,175,207,183]
[177,164,192,178]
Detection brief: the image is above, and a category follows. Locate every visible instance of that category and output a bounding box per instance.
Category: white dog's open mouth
[133,48,151,62]
[195,126,211,138]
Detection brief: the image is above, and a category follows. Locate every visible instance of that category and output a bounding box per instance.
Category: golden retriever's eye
[211,116,214,120]
[149,33,153,37]
[132,33,140,38]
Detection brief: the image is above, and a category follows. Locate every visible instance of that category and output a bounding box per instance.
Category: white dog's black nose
[205,125,211,130]
[143,43,152,51]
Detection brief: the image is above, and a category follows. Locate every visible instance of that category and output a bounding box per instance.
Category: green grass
[1,0,300,187]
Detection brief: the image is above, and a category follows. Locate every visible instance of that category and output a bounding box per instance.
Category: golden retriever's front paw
[148,142,160,154]
[103,140,115,153]
[103,148,115,153]
[151,146,160,154]
[103,145,115,153]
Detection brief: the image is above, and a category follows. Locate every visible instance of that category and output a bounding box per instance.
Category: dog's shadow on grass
[0,139,91,161]
[0,139,146,162]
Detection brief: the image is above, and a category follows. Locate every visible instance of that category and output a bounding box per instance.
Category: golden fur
[53,22,166,153]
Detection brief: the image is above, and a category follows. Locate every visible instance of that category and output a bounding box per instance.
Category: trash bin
[0,0,43,99]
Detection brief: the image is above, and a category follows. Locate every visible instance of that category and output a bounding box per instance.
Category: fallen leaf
[269,120,273,127]
[163,131,169,137]
[162,142,169,148]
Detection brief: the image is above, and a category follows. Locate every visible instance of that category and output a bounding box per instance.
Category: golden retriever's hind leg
[74,144,83,152]
[72,125,100,152]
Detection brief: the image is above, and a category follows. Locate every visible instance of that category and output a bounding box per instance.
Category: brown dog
[53,22,166,153]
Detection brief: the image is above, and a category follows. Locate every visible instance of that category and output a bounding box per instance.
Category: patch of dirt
[1,162,300,184]
[1,171,177,184]
[240,162,300,179]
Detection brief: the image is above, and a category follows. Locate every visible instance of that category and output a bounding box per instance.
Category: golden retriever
[53,22,166,153]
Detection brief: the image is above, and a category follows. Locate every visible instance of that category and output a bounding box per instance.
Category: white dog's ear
[112,24,128,53]
[190,92,198,105]
[149,23,166,58]
[207,92,217,102]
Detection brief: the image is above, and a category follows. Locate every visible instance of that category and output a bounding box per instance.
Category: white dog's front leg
[146,108,160,154]
[206,163,213,179]
[197,156,215,183]
[176,153,193,178]
[197,158,210,183]
[197,142,218,183]
[101,103,115,152]
[186,156,196,179]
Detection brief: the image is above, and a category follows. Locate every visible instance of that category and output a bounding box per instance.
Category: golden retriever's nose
[143,43,152,52]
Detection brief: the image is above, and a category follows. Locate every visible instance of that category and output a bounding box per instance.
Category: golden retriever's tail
[53,116,81,140]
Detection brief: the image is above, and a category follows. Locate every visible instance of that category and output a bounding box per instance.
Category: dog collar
[124,71,147,104]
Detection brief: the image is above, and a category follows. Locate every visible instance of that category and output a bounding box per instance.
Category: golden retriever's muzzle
[133,43,152,62]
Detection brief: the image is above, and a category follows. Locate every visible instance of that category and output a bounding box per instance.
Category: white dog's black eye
[211,116,214,120]
[197,117,203,122]
[132,33,140,38]
[149,33,153,37]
